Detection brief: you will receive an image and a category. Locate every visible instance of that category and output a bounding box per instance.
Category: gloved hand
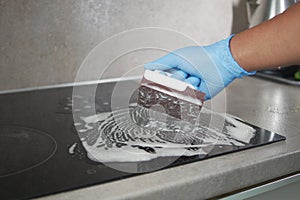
[144,35,255,100]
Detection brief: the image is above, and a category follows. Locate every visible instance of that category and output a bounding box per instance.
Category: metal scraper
[137,70,205,121]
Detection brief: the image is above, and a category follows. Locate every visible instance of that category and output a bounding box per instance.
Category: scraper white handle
[144,70,195,91]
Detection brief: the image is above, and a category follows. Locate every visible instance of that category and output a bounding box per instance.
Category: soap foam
[68,142,77,155]
[76,106,255,163]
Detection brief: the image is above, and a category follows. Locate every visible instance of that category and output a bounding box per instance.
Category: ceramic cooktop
[0,79,285,200]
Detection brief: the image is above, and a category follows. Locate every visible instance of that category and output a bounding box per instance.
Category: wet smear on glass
[56,96,73,114]
[67,142,87,161]
[75,104,255,163]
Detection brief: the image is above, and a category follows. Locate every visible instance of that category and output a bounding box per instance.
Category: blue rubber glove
[144,35,255,100]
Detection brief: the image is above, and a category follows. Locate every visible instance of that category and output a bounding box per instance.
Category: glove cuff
[205,34,256,78]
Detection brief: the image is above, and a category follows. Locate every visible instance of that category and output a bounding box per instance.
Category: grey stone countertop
[38,76,300,200]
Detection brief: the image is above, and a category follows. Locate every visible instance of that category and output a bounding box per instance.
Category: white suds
[68,143,77,155]
[76,106,255,163]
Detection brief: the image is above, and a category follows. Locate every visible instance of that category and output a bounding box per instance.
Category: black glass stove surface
[0,80,286,200]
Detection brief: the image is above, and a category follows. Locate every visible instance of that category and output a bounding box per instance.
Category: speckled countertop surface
[37,76,300,200]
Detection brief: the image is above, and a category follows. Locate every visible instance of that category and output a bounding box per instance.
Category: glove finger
[144,53,179,71]
[198,82,212,101]
[170,70,188,81]
[185,76,200,87]
[199,81,226,101]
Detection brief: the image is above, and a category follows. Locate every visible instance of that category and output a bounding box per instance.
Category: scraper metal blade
[137,70,205,122]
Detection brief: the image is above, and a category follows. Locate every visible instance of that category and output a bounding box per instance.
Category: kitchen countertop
[37,76,300,200]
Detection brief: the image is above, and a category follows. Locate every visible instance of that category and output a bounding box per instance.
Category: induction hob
[0,79,286,200]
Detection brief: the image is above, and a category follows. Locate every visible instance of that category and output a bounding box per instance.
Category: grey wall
[0,0,248,91]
